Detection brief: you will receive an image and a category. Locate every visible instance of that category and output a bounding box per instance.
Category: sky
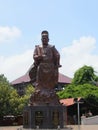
[0,0,98,82]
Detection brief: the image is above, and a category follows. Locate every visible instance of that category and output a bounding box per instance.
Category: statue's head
[41,30,49,36]
[41,30,49,44]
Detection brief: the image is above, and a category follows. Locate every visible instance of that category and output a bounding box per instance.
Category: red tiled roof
[11,72,72,85]
[11,73,30,85]
[60,98,81,106]
[58,73,72,84]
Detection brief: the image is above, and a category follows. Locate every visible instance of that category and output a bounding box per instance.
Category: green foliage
[57,83,98,99]
[9,84,35,116]
[0,74,35,117]
[85,94,98,114]
[57,65,98,100]
[85,94,98,106]
[72,65,97,85]
[0,74,12,117]
[0,74,10,84]
[25,84,35,96]
[22,84,35,106]
[57,65,98,114]
[9,89,20,115]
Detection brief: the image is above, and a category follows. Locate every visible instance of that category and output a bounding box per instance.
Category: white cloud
[59,36,98,78]
[0,26,21,43]
[0,49,33,82]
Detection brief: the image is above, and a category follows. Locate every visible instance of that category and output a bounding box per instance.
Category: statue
[23,31,66,129]
[29,30,61,106]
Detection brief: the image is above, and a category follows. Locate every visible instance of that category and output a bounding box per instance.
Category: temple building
[11,70,72,96]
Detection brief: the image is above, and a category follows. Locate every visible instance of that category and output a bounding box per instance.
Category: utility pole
[74,98,84,130]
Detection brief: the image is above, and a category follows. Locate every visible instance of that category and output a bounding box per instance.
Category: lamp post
[74,98,84,130]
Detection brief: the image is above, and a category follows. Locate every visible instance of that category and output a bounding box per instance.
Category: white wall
[81,115,98,125]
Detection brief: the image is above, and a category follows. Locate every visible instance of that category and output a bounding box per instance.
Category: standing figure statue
[29,30,61,106]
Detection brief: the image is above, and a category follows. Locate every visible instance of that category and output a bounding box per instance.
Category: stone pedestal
[23,105,66,129]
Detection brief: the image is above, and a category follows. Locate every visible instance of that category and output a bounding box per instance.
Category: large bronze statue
[23,31,66,129]
[29,30,61,106]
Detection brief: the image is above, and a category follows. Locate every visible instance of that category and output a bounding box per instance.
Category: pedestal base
[18,128,72,130]
[23,105,66,129]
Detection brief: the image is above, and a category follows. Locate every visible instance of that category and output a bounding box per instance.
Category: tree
[85,94,98,115]
[57,65,98,99]
[0,74,35,117]
[9,89,20,115]
[72,65,98,85]
[9,84,35,115]
[22,84,35,106]
[0,74,13,117]
[57,65,98,114]
[57,83,98,99]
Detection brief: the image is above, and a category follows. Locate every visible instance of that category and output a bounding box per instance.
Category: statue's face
[41,35,49,45]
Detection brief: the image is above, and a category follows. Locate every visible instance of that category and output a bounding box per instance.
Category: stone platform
[17,127,72,130]
[1,125,98,130]
[23,105,66,129]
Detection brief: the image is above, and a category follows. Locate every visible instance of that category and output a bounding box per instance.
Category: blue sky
[0,0,98,81]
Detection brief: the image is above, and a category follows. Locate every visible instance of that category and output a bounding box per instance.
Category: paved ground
[71,125,98,130]
[0,126,20,130]
[0,125,98,130]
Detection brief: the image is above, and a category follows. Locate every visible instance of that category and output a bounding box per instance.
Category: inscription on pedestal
[23,105,66,129]
[23,111,29,125]
[52,110,59,128]
[35,111,44,126]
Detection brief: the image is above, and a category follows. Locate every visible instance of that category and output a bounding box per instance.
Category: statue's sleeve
[33,45,39,59]
[52,46,60,66]
[33,45,42,66]
[52,45,60,58]
[33,45,39,65]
